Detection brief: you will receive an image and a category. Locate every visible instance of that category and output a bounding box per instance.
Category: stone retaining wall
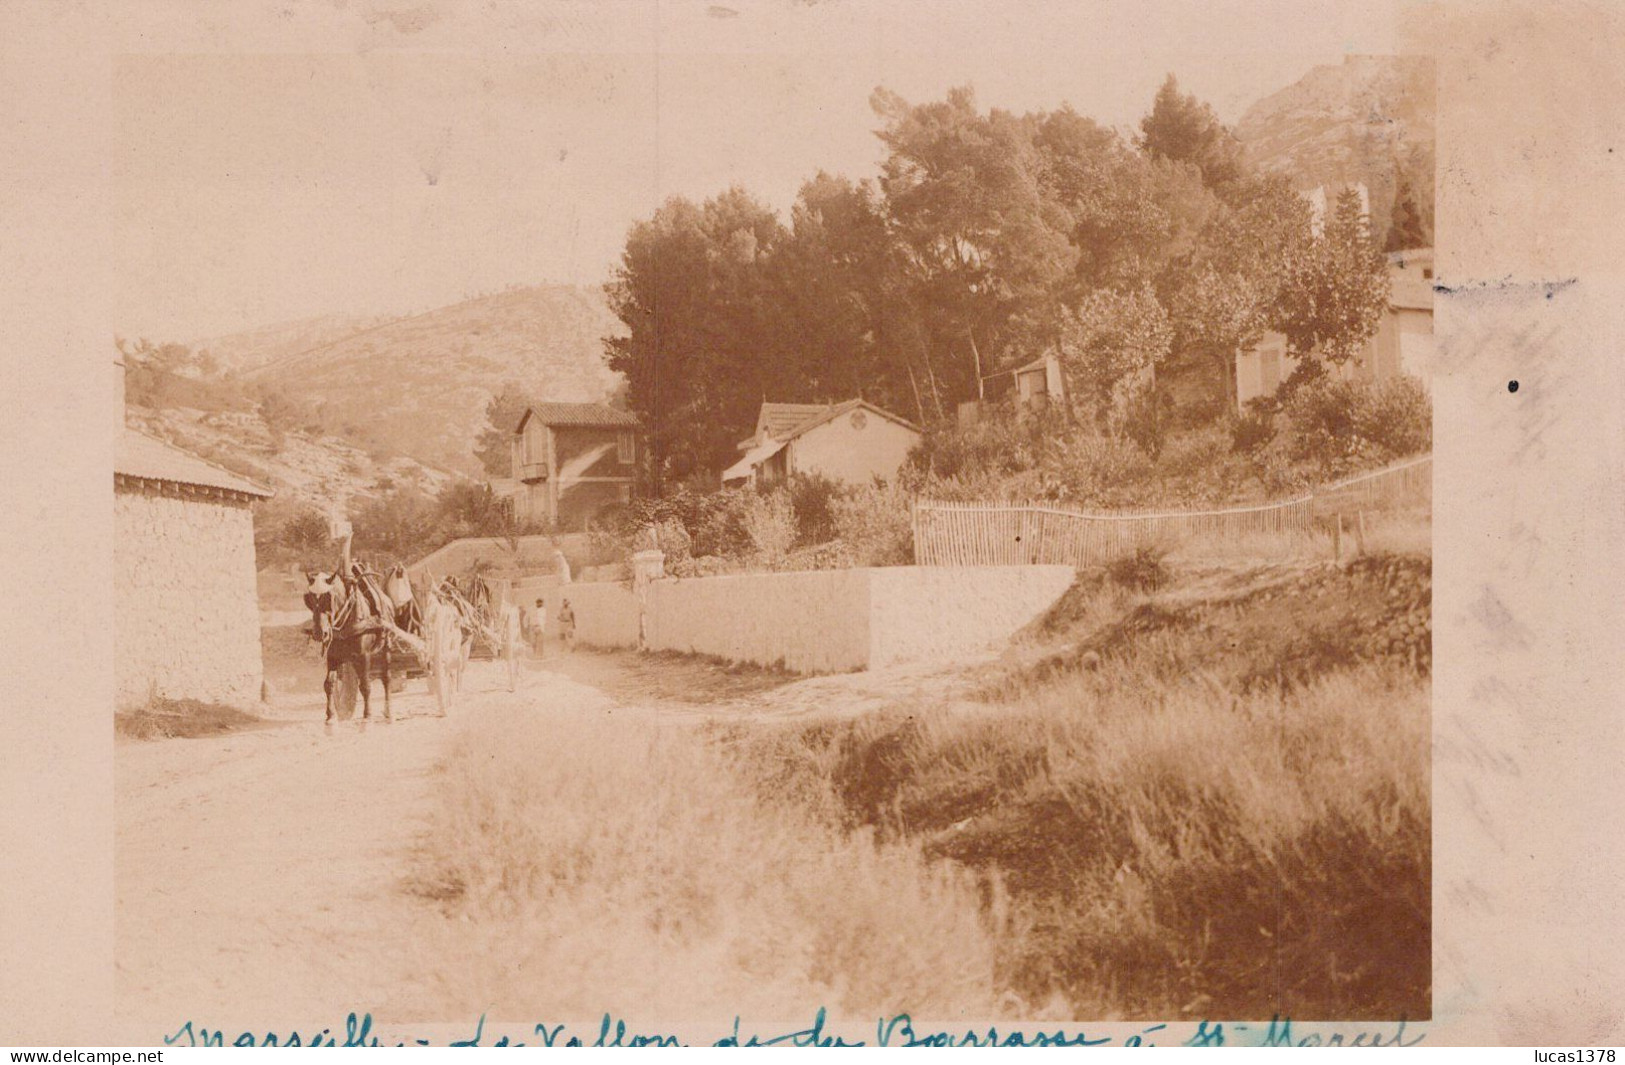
[565,564,1074,673]
[116,486,264,707]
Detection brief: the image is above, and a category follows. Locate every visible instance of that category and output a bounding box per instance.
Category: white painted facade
[725,400,922,488]
[782,408,921,486]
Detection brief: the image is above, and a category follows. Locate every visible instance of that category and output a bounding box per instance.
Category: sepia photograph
[103,1,1437,1044]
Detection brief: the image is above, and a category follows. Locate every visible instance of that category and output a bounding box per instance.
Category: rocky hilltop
[1236,54,1435,247]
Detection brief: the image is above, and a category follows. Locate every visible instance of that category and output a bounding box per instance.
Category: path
[114,661,562,1033]
[114,648,966,1036]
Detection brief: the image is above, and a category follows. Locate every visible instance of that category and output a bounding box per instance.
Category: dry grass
[543,646,800,708]
[1160,505,1430,566]
[115,697,270,741]
[736,665,1428,1021]
[411,538,1430,1023]
[409,704,1029,1023]
[732,550,1431,1021]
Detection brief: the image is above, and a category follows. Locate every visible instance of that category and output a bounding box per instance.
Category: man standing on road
[527,597,547,658]
[558,598,576,652]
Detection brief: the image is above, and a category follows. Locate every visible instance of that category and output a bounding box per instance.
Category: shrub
[1229,405,1277,453]
[351,486,441,564]
[1027,431,1156,507]
[740,488,797,567]
[1282,378,1382,473]
[786,473,844,547]
[908,402,1061,483]
[1105,543,1170,592]
[1118,387,1170,459]
[831,481,914,566]
[1358,375,1432,457]
[1283,375,1433,475]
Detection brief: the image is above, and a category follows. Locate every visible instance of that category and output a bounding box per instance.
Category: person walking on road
[526,598,547,658]
[558,598,576,652]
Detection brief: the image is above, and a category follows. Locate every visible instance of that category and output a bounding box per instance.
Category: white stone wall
[115,486,264,708]
[866,565,1076,670]
[565,564,1073,674]
[562,580,643,649]
[649,569,873,673]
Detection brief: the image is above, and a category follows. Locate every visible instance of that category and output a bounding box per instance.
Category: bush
[831,481,914,566]
[908,402,1062,483]
[1105,543,1170,592]
[1229,405,1277,453]
[1358,375,1432,457]
[786,473,843,547]
[351,486,441,564]
[740,489,797,566]
[1283,375,1433,476]
[1027,431,1156,507]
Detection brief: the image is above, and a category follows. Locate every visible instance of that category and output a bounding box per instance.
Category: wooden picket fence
[912,454,1431,568]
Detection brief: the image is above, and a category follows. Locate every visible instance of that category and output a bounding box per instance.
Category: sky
[110,0,1408,343]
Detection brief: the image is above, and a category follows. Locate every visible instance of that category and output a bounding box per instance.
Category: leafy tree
[1274,186,1391,375]
[1165,175,1313,407]
[351,486,440,563]
[766,173,922,418]
[871,87,1075,405]
[473,383,537,477]
[1054,285,1172,432]
[604,189,788,487]
[437,480,517,540]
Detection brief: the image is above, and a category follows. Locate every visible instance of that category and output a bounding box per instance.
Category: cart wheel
[335,662,359,720]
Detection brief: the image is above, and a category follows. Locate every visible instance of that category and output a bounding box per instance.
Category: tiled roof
[516,403,640,431]
[758,402,831,440]
[115,430,272,498]
[780,398,921,440]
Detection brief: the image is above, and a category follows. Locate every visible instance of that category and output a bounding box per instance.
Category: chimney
[114,356,126,431]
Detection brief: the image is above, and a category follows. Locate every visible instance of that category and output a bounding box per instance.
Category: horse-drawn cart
[309,565,520,722]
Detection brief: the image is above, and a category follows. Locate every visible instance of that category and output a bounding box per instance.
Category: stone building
[115,391,271,707]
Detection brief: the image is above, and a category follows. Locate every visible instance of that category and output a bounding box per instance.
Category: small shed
[115,428,271,708]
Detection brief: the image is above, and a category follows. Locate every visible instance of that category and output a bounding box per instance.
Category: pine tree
[1385,171,1429,252]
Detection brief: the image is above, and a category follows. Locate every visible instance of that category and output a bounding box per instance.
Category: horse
[304,567,396,725]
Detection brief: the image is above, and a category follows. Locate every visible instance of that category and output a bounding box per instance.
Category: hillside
[190,311,394,375]
[125,403,456,520]
[234,284,625,475]
[1236,54,1435,248]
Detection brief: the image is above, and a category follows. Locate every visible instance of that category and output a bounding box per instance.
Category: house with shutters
[504,403,641,530]
[722,399,922,489]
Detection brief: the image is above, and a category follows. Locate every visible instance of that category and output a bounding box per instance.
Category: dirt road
[114,648,973,1036]
[114,660,604,1033]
